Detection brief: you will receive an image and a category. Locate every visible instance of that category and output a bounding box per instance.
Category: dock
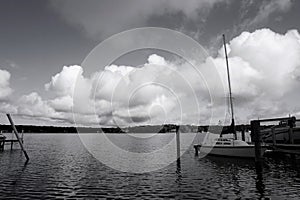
[0,114,28,161]
[0,138,23,151]
[193,116,300,160]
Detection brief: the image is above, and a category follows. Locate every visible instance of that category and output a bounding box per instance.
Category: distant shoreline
[0,124,272,134]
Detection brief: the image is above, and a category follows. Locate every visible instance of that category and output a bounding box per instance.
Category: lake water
[1,133,300,199]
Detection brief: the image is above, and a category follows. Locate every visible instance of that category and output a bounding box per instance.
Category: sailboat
[199,34,268,158]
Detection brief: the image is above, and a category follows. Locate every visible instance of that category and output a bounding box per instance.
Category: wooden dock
[193,117,300,159]
[269,144,300,155]
[0,138,22,151]
[251,116,300,160]
[1,114,29,162]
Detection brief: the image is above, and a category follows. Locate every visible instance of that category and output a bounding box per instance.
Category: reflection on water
[0,133,300,199]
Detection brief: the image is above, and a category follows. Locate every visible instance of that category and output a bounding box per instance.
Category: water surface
[1,133,300,199]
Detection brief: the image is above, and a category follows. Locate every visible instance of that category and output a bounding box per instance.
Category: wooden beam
[258,116,295,123]
[6,114,29,161]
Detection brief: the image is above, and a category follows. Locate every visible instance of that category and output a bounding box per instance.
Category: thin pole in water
[6,114,29,162]
[175,125,181,169]
[176,125,180,160]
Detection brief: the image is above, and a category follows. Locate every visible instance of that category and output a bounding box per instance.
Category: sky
[0,0,300,127]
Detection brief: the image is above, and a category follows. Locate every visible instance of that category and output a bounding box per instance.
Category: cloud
[49,95,73,113]
[86,54,203,126]
[231,0,294,36]
[2,28,300,126]
[0,69,13,100]
[50,0,226,39]
[215,28,300,121]
[249,0,293,27]
[17,92,58,118]
[45,65,83,97]
[226,29,300,97]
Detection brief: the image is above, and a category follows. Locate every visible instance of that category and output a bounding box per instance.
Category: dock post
[194,145,199,156]
[288,128,294,144]
[271,127,276,146]
[241,124,245,141]
[176,125,180,161]
[6,114,29,162]
[0,139,4,151]
[21,129,24,143]
[251,120,262,163]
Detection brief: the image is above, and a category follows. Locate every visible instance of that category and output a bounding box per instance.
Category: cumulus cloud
[226,29,300,97]
[17,92,57,118]
[215,28,300,121]
[45,65,83,97]
[50,0,227,39]
[2,28,300,126]
[48,95,73,113]
[85,54,203,126]
[0,69,13,100]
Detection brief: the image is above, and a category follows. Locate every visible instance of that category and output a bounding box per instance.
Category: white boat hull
[199,145,267,158]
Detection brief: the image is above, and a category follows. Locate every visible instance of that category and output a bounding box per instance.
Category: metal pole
[223,34,236,139]
[6,114,29,161]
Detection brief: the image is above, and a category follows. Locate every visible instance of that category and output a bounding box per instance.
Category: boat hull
[199,145,268,158]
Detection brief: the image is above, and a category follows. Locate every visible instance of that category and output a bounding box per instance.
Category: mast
[222,34,237,139]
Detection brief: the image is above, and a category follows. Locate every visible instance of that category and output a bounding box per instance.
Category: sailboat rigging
[195,34,268,158]
[222,34,236,139]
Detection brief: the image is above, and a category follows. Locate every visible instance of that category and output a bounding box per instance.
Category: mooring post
[241,124,245,141]
[288,128,294,144]
[6,114,29,161]
[251,120,262,163]
[271,127,276,146]
[251,120,263,176]
[176,125,180,161]
[0,138,4,151]
[194,145,199,156]
[21,129,24,143]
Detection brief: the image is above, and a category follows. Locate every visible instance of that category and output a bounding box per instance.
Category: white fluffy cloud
[2,28,300,126]
[0,69,13,100]
[225,29,300,98]
[214,28,300,121]
[45,65,83,97]
[17,92,57,118]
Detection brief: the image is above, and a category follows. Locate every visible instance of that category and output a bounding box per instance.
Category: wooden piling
[0,138,5,151]
[6,114,29,161]
[241,125,245,141]
[289,128,294,144]
[251,120,262,163]
[271,127,276,146]
[194,145,199,156]
[176,125,180,161]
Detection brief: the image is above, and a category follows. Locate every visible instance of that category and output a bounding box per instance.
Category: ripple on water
[1,134,300,199]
